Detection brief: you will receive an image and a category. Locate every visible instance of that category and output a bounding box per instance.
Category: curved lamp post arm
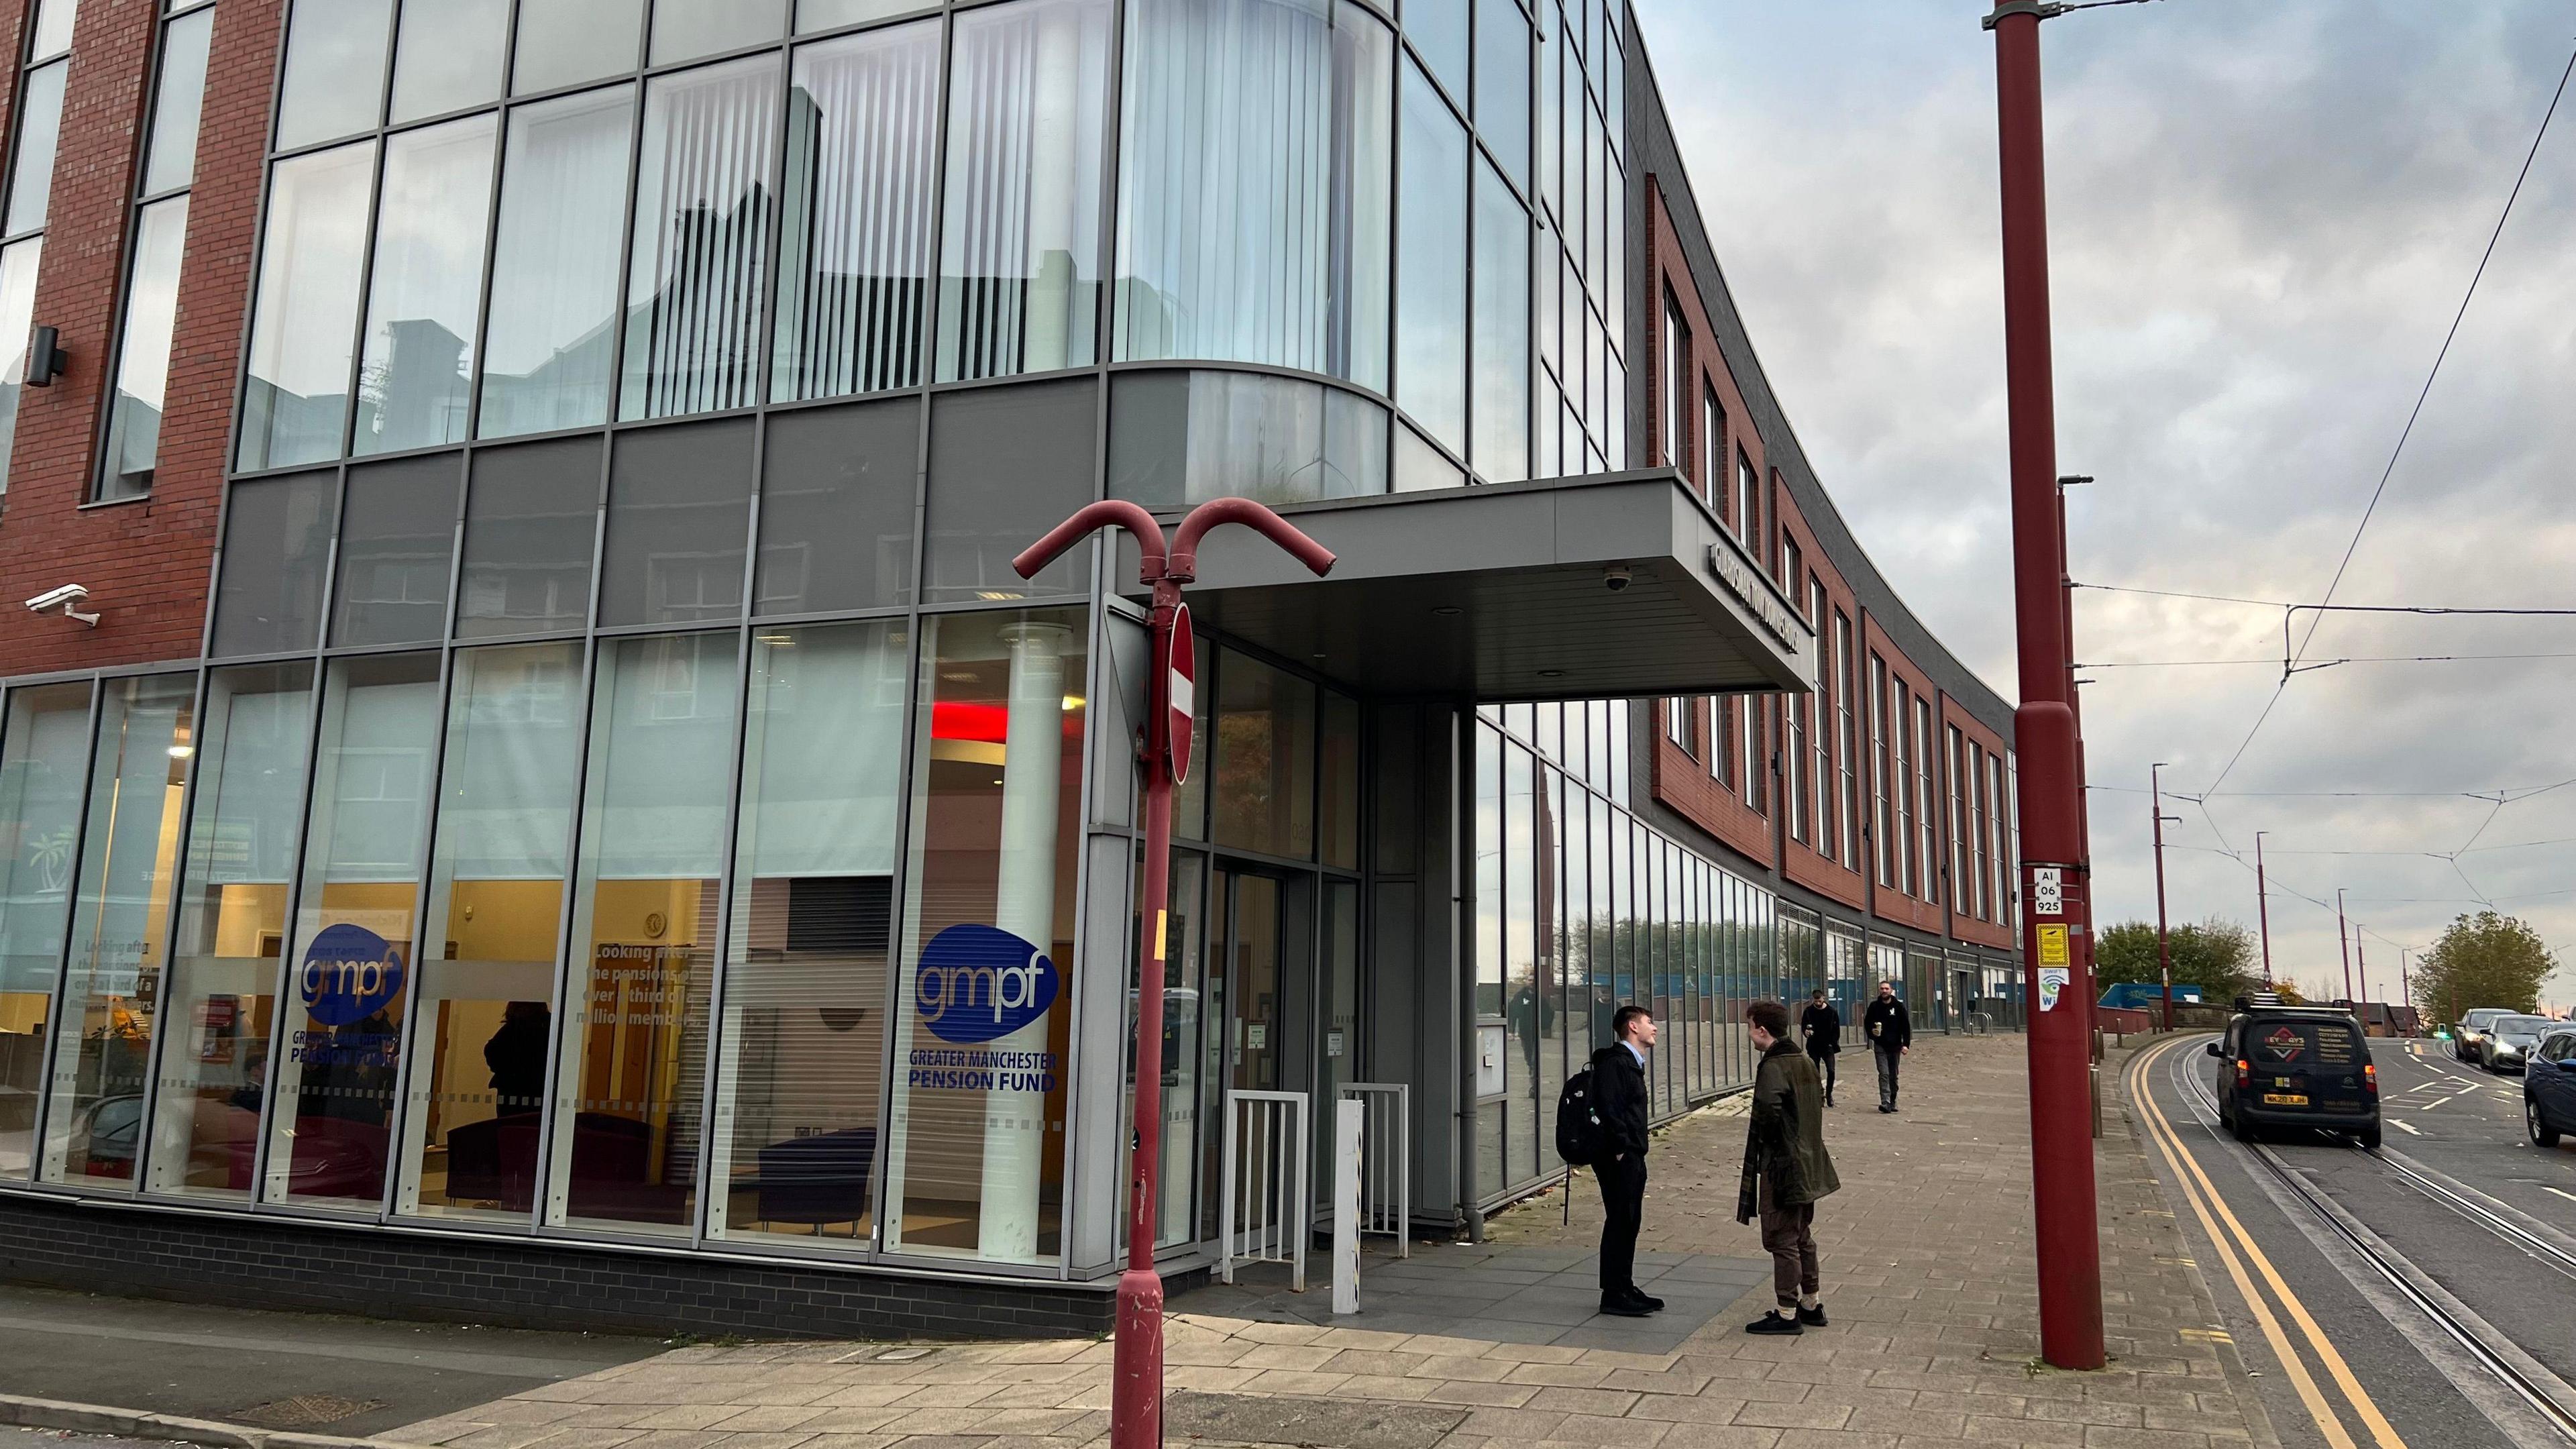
[1014,499,1171,586]
[1170,497,1336,582]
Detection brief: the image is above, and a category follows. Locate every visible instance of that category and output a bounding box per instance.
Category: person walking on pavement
[1863,979,1911,1112]
[1738,1000,1839,1335]
[1800,988,1841,1108]
[1591,1005,1658,1318]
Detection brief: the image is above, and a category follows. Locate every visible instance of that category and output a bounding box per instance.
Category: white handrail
[1218,1089,1309,1291]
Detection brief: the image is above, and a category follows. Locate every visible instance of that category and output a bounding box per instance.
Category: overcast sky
[1633,0,2576,1011]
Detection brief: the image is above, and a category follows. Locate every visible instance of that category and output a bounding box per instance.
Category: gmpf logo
[301,922,407,1026]
[918,924,1058,1044]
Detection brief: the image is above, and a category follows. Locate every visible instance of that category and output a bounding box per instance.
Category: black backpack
[1556,1067,1604,1166]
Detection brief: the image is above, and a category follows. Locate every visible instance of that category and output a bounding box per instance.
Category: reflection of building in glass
[0,0,2019,1336]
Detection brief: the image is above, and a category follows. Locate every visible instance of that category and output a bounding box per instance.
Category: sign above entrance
[1703,543,1802,651]
[1167,604,1196,786]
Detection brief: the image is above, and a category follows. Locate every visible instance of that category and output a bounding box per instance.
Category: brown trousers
[1760,1200,1819,1309]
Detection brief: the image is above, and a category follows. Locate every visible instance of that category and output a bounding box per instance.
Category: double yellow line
[2129,1036,2406,1449]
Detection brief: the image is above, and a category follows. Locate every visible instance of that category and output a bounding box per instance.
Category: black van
[2206,1003,2381,1149]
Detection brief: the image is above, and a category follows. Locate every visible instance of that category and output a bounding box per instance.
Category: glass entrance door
[1199,865,1314,1242]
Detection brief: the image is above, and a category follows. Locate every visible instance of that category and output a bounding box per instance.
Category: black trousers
[1593,1154,1647,1301]
[1809,1045,1837,1100]
[1876,1044,1902,1107]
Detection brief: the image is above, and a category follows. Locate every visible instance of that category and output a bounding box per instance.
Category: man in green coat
[1737,999,1840,1335]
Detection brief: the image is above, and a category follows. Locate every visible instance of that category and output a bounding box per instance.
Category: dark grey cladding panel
[1129,470,1814,702]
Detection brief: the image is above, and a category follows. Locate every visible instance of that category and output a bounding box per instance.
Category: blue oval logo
[300,922,408,1026]
[918,924,1059,1044]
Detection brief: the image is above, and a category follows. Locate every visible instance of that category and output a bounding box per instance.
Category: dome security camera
[1603,565,1633,593]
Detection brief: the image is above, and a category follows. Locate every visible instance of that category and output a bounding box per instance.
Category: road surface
[2128,1033,2576,1449]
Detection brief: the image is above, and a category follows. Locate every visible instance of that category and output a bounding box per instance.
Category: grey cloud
[1635,0,2576,1002]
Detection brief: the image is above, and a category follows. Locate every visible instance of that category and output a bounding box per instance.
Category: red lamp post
[1988,0,2105,1371]
[1012,498,1333,1449]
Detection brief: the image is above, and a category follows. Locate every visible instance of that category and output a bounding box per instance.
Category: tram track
[2159,1036,2576,1445]
[2365,1144,2576,1285]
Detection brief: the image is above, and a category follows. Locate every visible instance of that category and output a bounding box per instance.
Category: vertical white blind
[772,21,941,401]
[621,57,782,421]
[935,0,1110,382]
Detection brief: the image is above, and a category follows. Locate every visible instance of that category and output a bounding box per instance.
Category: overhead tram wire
[2081,651,2576,669]
[2197,43,2576,794]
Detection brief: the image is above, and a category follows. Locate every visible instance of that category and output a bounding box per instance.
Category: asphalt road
[0,1282,659,1439]
[2130,1034,2576,1449]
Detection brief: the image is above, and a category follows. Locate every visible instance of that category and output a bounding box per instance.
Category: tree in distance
[2413,910,2555,1022]
[2095,916,2259,1000]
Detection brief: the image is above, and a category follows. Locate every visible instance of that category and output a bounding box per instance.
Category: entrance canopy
[1126,469,1815,701]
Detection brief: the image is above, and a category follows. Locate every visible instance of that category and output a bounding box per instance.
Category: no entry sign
[1167,604,1196,785]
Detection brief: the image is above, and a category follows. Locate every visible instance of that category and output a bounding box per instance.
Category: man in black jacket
[1862,981,1911,1112]
[1591,1005,1657,1317]
[1799,988,1842,1108]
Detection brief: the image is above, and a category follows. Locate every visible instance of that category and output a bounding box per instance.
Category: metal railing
[1336,1081,1410,1257]
[1218,1089,1309,1289]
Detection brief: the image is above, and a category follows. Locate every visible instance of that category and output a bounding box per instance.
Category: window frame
[94,0,219,503]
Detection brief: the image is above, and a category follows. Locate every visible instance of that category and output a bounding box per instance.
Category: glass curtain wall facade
[1472,702,1801,1208]
[0,0,1976,1264]
[233,0,1572,501]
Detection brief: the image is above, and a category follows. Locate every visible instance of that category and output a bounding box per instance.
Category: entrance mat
[1169,1242,1774,1354]
[1165,1390,1466,1449]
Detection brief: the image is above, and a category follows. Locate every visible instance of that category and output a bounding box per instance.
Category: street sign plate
[1167,604,1196,786]
[2032,865,2063,916]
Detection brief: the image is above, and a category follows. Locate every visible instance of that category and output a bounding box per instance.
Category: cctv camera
[26,584,98,627]
[1603,566,1633,592]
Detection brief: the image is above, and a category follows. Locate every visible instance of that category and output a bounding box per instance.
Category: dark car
[2526,1028,2576,1148]
[2207,1005,2379,1149]
[2479,1015,2555,1074]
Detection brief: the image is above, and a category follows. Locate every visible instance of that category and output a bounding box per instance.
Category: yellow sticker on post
[2037,923,2070,966]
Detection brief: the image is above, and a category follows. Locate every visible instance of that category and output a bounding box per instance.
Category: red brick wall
[1942,698,2015,949]
[1652,696,1774,871]
[1864,616,1947,935]
[0,0,280,679]
[1773,488,1864,911]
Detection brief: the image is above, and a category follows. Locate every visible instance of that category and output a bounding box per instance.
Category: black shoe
[1625,1290,1666,1312]
[1601,1297,1654,1318]
[1796,1302,1828,1328]
[1746,1311,1804,1336]
[1878,1104,1893,1113]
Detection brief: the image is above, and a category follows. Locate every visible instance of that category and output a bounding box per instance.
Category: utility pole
[2337,889,2353,1006]
[2059,476,2096,1036]
[1987,0,2104,1373]
[2358,941,2370,1032]
[2254,831,2273,986]
[2151,763,2177,1032]
[2401,948,2412,1034]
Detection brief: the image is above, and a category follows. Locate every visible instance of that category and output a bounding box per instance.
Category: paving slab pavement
[392,1035,2280,1449]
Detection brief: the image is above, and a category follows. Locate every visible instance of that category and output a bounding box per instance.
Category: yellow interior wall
[0,994,46,1034]
[443,879,563,963]
[211,883,289,957]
